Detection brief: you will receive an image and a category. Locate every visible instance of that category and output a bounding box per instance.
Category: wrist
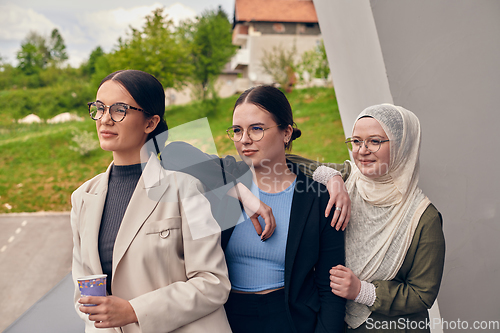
[354,281,376,306]
[313,165,341,185]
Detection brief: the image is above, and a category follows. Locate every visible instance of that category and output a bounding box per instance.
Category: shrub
[68,130,100,156]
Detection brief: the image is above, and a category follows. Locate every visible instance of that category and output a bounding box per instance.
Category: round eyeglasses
[87,101,148,122]
[226,124,281,142]
[345,137,389,153]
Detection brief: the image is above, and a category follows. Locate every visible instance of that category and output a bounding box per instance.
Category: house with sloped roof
[231,0,323,89]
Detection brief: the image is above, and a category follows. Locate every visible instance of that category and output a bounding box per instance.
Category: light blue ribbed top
[225,178,296,292]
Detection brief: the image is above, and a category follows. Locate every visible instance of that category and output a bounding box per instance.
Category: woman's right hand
[228,183,276,240]
[245,199,276,241]
[79,296,137,328]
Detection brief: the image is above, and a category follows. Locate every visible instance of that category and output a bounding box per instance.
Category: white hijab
[344,104,431,328]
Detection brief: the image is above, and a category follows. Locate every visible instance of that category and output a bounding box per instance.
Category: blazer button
[159,229,170,239]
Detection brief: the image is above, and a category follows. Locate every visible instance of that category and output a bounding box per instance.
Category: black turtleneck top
[98,163,143,294]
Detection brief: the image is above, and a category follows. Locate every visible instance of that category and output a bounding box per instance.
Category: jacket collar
[81,162,112,273]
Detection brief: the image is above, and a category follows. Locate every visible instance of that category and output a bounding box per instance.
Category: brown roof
[235,0,318,23]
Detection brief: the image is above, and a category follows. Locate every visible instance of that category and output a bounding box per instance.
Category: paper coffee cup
[77,274,107,306]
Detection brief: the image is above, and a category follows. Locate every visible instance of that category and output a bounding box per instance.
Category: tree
[107,8,192,89]
[16,31,49,74]
[185,7,237,105]
[16,29,68,73]
[260,43,298,92]
[314,40,330,79]
[0,55,18,90]
[297,39,330,86]
[82,46,105,77]
[48,28,68,66]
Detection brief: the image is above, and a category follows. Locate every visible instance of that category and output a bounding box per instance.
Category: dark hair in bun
[234,85,301,151]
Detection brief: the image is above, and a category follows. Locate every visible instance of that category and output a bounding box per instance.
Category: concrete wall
[314,0,500,331]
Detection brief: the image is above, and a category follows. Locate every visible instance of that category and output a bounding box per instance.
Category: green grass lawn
[0,87,349,213]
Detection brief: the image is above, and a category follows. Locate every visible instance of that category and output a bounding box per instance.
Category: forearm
[286,154,350,181]
[371,270,444,316]
[161,142,238,190]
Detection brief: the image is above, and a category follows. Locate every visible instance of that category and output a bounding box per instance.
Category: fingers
[337,205,350,232]
[333,264,350,272]
[325,176,351,231]
[259,211,276,241]
[338,204,347,226]
[256,204,276,241]
[89,313,107,323]
[80,295,137,328]
[79,296,105,307]
[325,196,335,218]
[249,215,263,237]
[330,265,361,300]
[330,200,351,231]
[345,205,351,229]
[261,223,271,241]
[331,209,341,230]
[241,194,276,241]
[79,302,102,316]
[333,205,345,231]
[329,272,347,297]
[261,220,272,241]
[329,267,355,298]
[325,192,343,230]
[330,265,349,276]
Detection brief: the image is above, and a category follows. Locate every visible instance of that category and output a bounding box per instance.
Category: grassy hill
[0,87,349,213]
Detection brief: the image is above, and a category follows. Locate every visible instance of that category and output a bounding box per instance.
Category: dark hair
[234,85,301,151]
[99,70,168,145]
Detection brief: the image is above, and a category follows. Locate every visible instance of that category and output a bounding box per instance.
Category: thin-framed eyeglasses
[345,137,390,153]
[87,101,149,122]
[226,124,281,142]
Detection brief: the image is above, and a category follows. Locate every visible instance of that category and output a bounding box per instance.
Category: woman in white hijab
[289,103,445,332]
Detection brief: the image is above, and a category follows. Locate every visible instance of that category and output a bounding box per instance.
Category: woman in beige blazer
[71,69,232,333]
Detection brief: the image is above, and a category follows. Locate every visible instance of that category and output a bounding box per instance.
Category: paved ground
[0,212,73,332]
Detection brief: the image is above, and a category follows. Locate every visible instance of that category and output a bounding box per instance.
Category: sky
[0,0,234,67]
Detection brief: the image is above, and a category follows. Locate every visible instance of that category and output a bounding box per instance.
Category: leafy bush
[1,83,94,123]
[296,40,331,85]
[260,44,298,92]
[69,130,100,156]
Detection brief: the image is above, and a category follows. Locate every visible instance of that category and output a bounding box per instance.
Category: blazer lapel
[284,165,315,294]
[81,163,112,274]
[111,155,167,281]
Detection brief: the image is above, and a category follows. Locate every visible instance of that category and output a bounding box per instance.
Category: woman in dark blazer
[218,85,346,333]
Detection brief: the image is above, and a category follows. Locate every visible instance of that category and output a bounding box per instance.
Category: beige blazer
[71,155,232,333]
